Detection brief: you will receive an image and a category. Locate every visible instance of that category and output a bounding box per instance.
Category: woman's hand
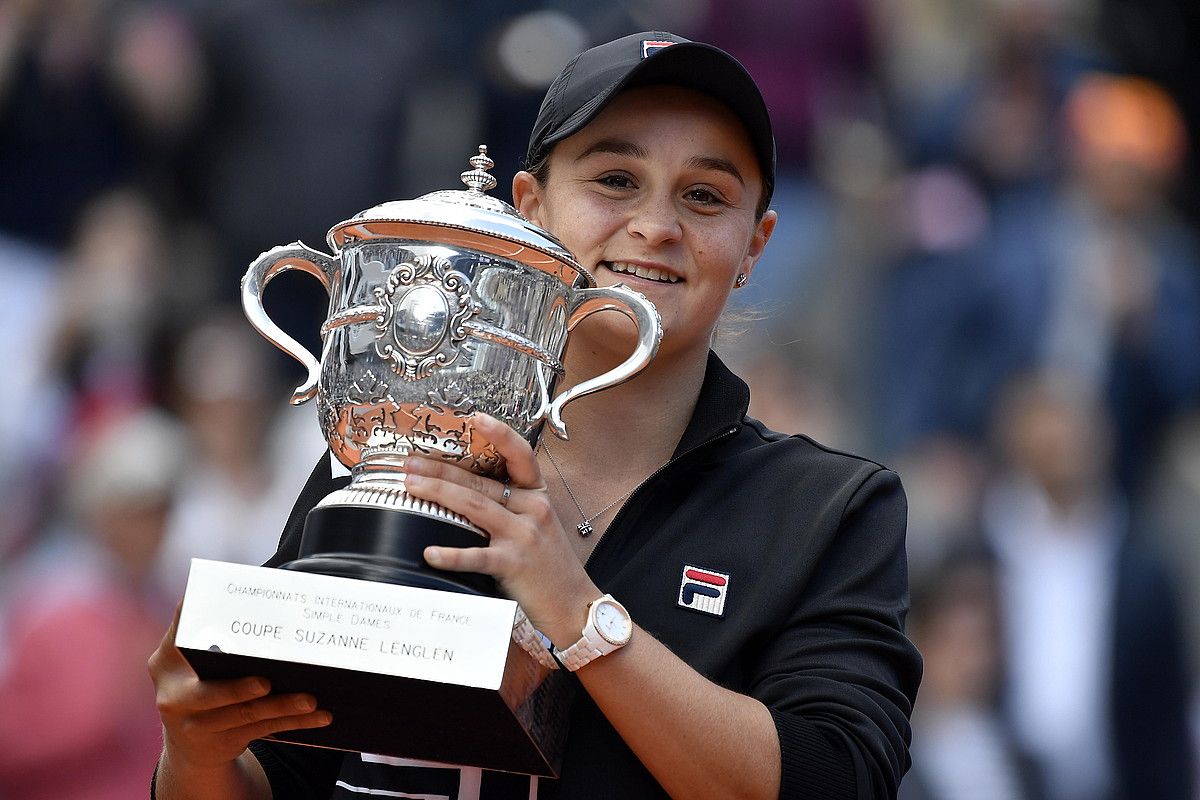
[402,414,599,642]
[405,415,781,799]
[147,602,331,795]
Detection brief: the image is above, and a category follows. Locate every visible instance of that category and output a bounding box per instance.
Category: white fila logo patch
[641,40,676,59]
[678,565,730,616]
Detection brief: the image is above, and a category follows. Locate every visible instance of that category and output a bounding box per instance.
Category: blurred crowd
[1,0,1198,798]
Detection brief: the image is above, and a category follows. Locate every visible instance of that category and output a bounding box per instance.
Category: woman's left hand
[401,413,598,642]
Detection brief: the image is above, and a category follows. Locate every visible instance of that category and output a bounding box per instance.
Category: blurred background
[1,0,1198,797]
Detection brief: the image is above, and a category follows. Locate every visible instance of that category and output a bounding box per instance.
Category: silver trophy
[242,146,661,595]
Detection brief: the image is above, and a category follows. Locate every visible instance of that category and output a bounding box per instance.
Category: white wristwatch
[553,594,633,672]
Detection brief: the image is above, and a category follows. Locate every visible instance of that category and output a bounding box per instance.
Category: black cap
[525,31,776,209]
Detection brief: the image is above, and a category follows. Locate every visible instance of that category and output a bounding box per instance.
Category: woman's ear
[739,209,778,281]
[512,171,545,226]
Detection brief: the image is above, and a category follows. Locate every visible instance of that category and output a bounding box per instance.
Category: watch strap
[511,607,559,670]
[554,638,609,671]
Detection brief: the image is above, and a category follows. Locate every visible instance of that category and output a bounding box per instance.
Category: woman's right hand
[148,602,332,775]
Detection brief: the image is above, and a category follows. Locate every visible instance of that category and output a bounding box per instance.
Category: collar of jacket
[671,350,751,458]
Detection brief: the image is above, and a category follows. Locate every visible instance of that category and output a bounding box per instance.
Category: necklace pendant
[577,521,594,537]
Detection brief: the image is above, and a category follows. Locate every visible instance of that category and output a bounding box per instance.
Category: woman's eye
[686,188,725,205]
[597,174,634,190]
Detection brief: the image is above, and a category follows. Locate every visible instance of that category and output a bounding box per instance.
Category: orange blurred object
[1066,72,1188,177]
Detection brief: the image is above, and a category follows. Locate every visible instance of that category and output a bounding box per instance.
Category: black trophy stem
[283,504,497,596]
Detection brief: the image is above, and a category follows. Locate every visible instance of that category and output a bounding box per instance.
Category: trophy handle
[546,283,662,439]
[241,242,337,405]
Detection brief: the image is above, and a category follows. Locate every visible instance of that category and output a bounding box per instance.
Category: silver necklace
[541,441,642,537]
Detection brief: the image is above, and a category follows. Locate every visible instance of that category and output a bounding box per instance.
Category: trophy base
[177,559,571,777]
[284,503,497,597]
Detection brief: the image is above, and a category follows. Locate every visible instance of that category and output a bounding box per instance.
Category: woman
[149,31,921,800]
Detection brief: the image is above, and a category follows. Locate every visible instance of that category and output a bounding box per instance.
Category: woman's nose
[626,195,683,245]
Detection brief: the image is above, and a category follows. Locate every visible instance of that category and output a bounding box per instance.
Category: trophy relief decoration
[372,252,478,381]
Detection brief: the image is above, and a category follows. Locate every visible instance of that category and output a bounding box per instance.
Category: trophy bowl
[242,146,661,595]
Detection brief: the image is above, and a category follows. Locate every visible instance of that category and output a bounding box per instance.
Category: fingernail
[405,474,424,487]
[424,546,441,563]
[317,711,333,725]
[250,678,270,695]
[296,695,317,712]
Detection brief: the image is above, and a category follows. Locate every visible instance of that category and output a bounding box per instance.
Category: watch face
[593,600,632,646]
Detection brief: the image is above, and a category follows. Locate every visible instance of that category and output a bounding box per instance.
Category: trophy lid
[327,146,592,287]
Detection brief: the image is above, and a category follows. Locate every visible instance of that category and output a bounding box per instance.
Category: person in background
[994,74,1200,493]
[982,371,1193,800]
[901,547,1045,800]
[0,409,184,800]
[153,312,326,599]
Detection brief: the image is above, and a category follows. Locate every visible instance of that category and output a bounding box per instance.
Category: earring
[734,273,748,288]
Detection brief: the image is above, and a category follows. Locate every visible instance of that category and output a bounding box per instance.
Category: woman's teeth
[605,261,680,283]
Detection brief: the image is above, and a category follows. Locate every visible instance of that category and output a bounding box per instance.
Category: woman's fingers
[195,690,328,733]
[150,603,332,769]
[157,676,332,767]
[167,702,333,768]
[235,708,335,741]
[470,414,546,489]
[424,544,492,574]
[190,676,274,714]
[400,414,549,521]
[150,608,273,716]
[404,471,513,535]
[403,455,514,508]
[412,472,564,584]
[148,600,189,672]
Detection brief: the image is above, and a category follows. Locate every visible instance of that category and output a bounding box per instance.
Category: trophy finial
[460,145,498,194]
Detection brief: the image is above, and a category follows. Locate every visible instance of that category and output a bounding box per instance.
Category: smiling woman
[149,31,921,800]
[515,85,774,366]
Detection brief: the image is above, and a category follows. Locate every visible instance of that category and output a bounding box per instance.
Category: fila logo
[641,40,676,59]
[678,565,730,616]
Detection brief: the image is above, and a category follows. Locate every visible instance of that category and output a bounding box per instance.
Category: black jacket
[248,352,922,799]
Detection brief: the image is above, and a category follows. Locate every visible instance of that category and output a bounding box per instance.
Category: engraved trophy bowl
[242,146,661,595]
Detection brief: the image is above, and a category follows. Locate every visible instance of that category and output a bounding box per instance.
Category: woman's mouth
[602,261,681,284]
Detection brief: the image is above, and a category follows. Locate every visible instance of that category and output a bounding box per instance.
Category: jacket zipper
[584,424,740,569]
